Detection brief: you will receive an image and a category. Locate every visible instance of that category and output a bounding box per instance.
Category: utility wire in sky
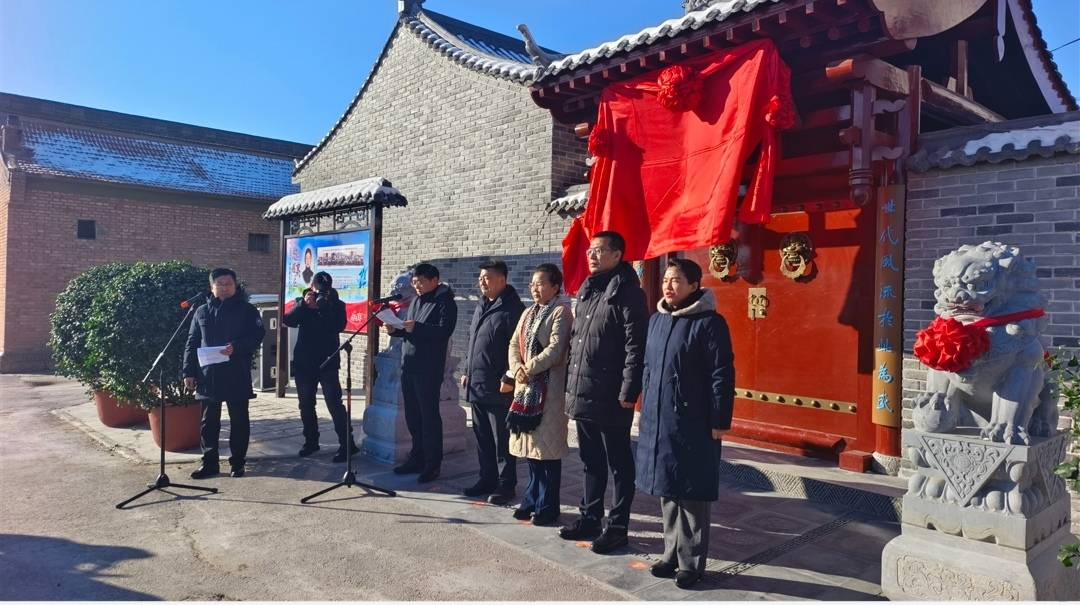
[1050,36,1080,52]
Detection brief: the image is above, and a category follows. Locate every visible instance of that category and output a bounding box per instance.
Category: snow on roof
[15,122,299,200]
[909,111,1080,171]
[263,177,407,220]
[537,0,781,82]
[546,183,589,215]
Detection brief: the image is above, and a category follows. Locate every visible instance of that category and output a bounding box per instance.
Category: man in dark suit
[559,231,649,553]
[183,267,266,479]
[460,260,524,504]
[384,263,457,483]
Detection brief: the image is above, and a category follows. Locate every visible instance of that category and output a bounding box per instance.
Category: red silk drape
[562,39,795,294]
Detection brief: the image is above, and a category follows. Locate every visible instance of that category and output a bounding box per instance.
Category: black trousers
[470,402,516,489]
[295,367,353,449]
[401,371,442,470]
[200,399,249,469]
[576,419,636,529]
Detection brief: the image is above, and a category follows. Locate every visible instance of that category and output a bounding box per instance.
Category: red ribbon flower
[588,125,611,157]
[656,65,703,112]
[913,317,991,373]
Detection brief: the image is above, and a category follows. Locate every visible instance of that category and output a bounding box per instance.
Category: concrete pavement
[3,373,905,600]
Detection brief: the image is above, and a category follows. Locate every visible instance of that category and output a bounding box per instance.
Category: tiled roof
[294,10,558,174]
[546,183,589,215]
[1013,0,1077,112]
[264,177,407,220]
[14,122,299,200]
[537,0,781,82]
[908,111,1080,172]
[404,10,550,84]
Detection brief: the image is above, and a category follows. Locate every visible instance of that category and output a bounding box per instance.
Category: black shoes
[650,560,678,578]
[393,460,424,474]
[512,507,533,521]
[675,570,702,589]
[558,517,603,541]
[590,526,629,554]
[230,466,245,478]
[417,466,441,483]
[332,443,360,463]
[298,443,320,457]
[531,511,560,527]
[463,481,496,497]
[190,465,219,480]
[486,486,515,505]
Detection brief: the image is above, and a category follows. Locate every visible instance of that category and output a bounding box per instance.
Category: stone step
[717,442,906,523]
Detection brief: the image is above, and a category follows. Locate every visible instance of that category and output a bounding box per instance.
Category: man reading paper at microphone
[183,267,265,479]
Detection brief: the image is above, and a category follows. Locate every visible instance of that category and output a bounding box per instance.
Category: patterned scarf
[507,302,558,434]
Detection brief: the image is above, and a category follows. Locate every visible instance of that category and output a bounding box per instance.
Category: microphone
[369,293,403,305]
[179,291,209,309]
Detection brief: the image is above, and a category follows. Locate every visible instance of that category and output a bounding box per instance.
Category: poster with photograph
[284,230,371,332]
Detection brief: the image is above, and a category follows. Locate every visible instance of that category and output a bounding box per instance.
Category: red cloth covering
[913,309,1046,373]
[562,39,795,294]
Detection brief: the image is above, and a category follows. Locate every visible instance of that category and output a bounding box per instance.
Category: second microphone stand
[301,302,397,503]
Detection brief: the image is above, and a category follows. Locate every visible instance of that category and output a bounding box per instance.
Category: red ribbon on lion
[913,309,1046,372]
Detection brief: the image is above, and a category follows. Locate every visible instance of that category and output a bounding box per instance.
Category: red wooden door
[683,205,877,458]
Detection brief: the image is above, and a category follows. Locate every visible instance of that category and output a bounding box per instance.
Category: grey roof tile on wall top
[405,10,548,84]
[546,183,590,214]
[536,0,782,82]
[13,121,298,200]
[263,177,407,220]
[908,111,1080,172]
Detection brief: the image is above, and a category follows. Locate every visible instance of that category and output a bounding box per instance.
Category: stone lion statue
[912,241,1057,444]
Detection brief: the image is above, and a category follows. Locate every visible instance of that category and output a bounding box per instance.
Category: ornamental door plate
[748,288,769,320]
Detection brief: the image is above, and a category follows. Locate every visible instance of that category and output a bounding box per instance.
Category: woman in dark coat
[636,258,734,589]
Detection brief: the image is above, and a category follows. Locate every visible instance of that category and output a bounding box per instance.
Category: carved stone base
[872,452,903,476]
[361,342,467,464]
[881,525,1080,601]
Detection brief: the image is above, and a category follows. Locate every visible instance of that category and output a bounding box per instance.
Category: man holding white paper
[183,267,265,479]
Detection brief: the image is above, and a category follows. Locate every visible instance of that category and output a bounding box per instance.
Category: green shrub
[86,261,210,410]
[49,263,132,391]
[1048,344,1080,567]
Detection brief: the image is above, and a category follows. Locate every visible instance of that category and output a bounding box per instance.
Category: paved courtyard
[3,373,910,600]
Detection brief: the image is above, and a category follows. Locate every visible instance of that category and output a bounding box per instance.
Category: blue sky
[2,0,1077,145]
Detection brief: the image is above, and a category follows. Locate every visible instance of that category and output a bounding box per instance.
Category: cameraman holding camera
[282,271,358,462]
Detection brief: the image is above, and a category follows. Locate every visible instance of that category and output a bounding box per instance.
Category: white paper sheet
[197,345,230,366]
[375,308,406,330]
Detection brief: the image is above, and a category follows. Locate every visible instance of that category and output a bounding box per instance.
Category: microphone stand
[117,301,218,509]
[301,301,397,503]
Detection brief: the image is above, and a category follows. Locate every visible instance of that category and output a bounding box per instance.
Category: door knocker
[708,242,738,281]
[779,233,815,280]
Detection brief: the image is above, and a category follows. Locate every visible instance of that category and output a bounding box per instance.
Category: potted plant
[1048,345,1080,567]
[49,263,148,428]
[86,261,210,451]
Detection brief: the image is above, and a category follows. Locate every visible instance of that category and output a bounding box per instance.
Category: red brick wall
[0,177,281,372]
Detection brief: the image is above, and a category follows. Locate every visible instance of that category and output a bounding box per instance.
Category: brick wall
[293,25,586,384]
[0,177,280,372]
[900,153,1080,429]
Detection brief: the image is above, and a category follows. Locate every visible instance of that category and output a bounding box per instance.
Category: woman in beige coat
[506,263,573,526]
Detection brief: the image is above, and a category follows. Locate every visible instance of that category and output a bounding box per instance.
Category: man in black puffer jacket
[183,267,266,479]
[282,271,358,463]
[559,231,648,554]
[385,263,458,483]
[460,260,524,504]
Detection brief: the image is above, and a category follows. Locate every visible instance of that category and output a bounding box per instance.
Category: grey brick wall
[292,23,585,385]
[901,153,1080,429]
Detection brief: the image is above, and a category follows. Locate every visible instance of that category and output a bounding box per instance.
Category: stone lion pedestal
[361,338,466,465]
[881,428,1078,600]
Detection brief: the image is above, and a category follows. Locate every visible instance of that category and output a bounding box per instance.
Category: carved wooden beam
[922,79,1004,124]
